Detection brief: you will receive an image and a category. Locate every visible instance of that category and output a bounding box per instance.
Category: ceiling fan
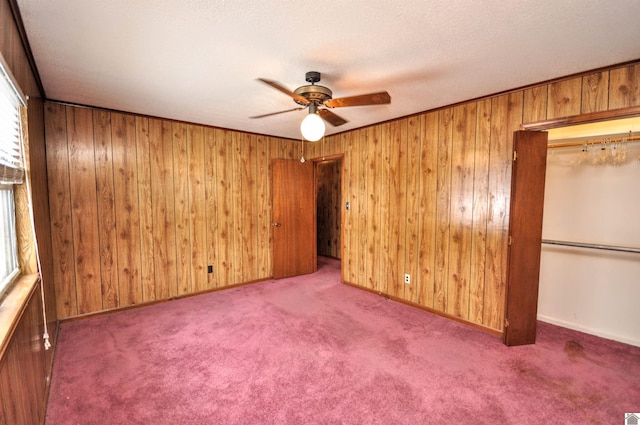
[250,71,391,141]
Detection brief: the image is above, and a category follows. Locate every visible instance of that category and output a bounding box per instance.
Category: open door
[504,130,548,346]
[272,159,317,279]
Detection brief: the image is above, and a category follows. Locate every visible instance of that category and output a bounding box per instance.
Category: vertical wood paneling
[204,127,220,287]
[405,115,421,303]
[344,131,359,283]
[232,133,244,282]
[149,118,178,299]
[316,136,326,158]
[316,135,331,158]
[240,134,259,281]
[0,285,47,425]
[446,103,476,319]
[523,86,548,124]
[609,64,640,109]
[434,108,453,311]
[308,137,319,160]
[188,124,207,291]
[356,130,368,287]
[377,124,390,294]
[416,112,438,308]
[277,138,297,160]
[46,104,316,316]
[484,92,523,330]
[0,0,40,95]
[385,119,408,298]
[256,134,271,277]
[112,112,142,307]
[581,71,609,113]
[136,117,155,301]
[365,126,382,291]
[45,103,76,317]
[468,98,492,323]
[215,130,234,284]
[93,110,119,309]
[304,138,318,161]
[172,122,191,295]
[67,106,102,314]
[547,77,582,119]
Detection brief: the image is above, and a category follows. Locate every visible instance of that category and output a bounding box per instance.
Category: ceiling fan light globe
[300,113,325,142]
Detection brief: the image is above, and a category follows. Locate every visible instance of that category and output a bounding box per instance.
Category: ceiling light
[300,103,325,142]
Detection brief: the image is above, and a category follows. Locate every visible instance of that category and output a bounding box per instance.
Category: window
[0,54,25,297]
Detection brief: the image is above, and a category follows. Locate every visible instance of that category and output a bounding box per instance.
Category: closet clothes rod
[548,134,640,149]
[541,239,640,254]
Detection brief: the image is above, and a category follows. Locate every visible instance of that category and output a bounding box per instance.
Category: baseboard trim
[60,277,273,323]
[342,280,503,338]
[537,315,640,348]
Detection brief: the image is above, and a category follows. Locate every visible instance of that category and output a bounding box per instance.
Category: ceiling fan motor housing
[293,71,333,106]
[294,85,333,105]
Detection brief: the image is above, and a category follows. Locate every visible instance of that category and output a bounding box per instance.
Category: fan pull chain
[300,137,306,162]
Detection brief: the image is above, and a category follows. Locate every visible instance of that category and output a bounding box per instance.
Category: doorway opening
[314,156,343,270]
[524,113,640,347]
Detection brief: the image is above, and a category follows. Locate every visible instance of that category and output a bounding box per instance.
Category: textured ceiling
[15,0,640,140]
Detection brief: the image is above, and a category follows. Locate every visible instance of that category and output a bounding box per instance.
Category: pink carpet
[46,257,639,424]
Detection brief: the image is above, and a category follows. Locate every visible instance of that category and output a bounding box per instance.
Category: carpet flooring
[46,257,640,424]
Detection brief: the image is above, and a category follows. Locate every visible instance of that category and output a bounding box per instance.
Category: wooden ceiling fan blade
[318,109,348,126]
[324,91,391,108]
[249,107,306,119]
[257,78,309,105]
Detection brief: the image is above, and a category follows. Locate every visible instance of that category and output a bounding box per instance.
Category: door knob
[272,222,281,227]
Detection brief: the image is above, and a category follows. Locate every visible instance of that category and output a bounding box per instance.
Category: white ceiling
[15,0,640,141]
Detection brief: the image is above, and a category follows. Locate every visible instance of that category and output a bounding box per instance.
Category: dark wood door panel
[504,130,548,346]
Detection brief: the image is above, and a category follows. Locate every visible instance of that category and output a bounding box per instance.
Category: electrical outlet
[404,274,410,284]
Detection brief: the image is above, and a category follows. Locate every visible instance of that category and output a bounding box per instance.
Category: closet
[538,117,640,347]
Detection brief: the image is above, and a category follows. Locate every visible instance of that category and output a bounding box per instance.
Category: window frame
[0,183,20,298]
[0,52,27,301]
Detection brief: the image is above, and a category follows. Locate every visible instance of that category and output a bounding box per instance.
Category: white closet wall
[538,133,640,347]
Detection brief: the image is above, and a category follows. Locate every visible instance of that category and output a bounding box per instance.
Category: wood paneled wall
[0,282,48,425]
[45,63,640,334]
[1,0,58,423]
[331,62,640,332]
[316,159,342,259]
[45,103,303,318]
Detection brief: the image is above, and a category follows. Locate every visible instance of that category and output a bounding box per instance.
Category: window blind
[0,55,25,185]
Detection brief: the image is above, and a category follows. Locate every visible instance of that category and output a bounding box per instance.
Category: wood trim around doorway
[521,105,640,131]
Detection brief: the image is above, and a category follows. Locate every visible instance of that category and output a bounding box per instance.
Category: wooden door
[504,130,548,346]
[272,159,317,279]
